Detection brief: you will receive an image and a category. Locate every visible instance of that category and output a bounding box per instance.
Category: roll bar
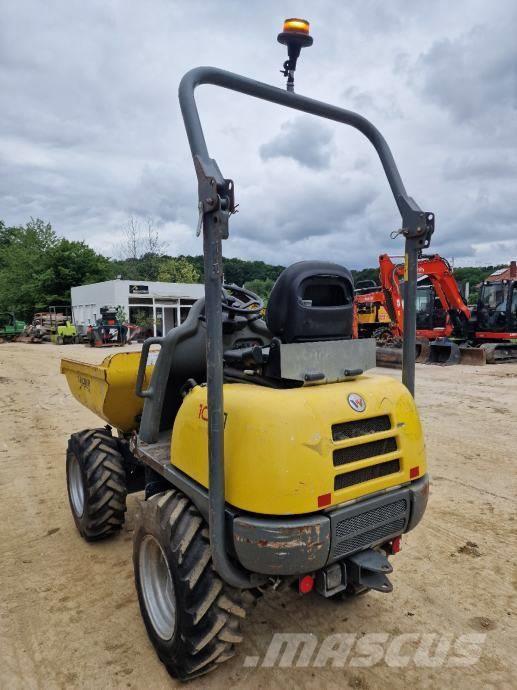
[178,66,434,588]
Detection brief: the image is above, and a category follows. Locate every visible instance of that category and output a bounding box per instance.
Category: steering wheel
[222,283,264,316]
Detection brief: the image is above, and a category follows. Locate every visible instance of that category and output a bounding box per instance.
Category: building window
[180,299,197,306]
[129,297,153,305]
[129,306,154,338]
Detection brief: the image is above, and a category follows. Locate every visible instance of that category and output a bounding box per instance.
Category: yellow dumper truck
[60,20,433,681]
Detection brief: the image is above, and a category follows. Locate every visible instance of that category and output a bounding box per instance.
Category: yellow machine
[172,377,425,515]
[60,18,434,682]
[63,354,425,516]
[61,351,154,432]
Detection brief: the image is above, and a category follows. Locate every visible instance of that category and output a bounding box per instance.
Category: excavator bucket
[426,339,460,366]
[376,339,430,368]
[415,338,431,363]
[458,346,487,366]
[480,342,517,363]
[375,346,402,368]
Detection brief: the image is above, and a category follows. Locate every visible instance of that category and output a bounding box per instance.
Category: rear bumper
[232,474,429,576]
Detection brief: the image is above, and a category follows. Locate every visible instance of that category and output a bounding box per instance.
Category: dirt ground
[0,342,515,689]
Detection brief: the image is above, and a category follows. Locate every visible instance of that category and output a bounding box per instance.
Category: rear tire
[133,491,249,681]
[66,428,127,540]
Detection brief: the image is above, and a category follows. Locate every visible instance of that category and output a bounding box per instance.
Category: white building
[71,279,205,337]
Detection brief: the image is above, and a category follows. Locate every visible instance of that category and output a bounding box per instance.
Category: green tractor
[0,312,26,342]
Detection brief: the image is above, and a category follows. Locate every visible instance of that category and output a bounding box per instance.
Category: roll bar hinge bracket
[194,155,235,241]
[395,196,435,250]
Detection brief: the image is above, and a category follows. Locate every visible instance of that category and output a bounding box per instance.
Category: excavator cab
[472,279,517,362]
[415,285,447,332]
[477,280,517,333]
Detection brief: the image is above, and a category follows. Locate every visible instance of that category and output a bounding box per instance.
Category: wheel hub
[68,453,85,518]
[139,534,176,641]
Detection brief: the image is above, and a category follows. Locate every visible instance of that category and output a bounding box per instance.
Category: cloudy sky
[1,0,516,268]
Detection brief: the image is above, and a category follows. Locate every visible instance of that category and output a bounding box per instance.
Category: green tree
[351,267,379,285]
[0,219,112,320]
[115,305,128,323]
[244,278,275,302]
[41,238,112,304]
[0,218,58,318]
[158,257,201,283]
[223,257,284,285]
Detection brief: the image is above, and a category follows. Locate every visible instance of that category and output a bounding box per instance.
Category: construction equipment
[473,277,517,362]
[355,281,391,338]
[60,20,433,680]
[0,312,26,342]
[379,254,470,341]
[20,307,79,344]
[366,254,516,365]
[86,306,126,347]
[48,306,79,345]
[378,254,477,365]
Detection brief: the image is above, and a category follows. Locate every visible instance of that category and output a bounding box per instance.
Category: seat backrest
[266,261,355,343]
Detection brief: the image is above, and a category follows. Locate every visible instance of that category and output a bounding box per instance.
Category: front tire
[66,428,127,540]
[133,491,248,681]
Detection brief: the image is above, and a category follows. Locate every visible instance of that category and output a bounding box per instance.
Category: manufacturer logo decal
[78,375,91,392]
[348,393,366,413]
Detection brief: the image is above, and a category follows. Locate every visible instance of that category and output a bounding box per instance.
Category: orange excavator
[357,253,517,365]
[378,254,488,364]
[356,254,492,365]
[380,254,470,336]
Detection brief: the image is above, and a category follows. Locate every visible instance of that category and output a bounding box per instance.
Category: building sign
[129,284,149,295]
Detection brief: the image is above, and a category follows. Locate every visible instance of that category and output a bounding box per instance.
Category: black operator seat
[265,261,355,343]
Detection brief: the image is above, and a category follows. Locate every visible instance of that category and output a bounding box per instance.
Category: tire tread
[67,428,127,540]
[134,490,253,681]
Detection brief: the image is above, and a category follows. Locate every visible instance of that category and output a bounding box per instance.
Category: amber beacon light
[277,17,313,92]
[283,18,310,34]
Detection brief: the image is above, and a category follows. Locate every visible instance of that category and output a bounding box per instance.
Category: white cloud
[0,0,515,269]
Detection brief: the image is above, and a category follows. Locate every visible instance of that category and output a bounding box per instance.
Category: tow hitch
[347,548,393,593]
[315,548,393,597]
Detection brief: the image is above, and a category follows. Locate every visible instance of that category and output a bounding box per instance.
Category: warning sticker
[147,352,160,366]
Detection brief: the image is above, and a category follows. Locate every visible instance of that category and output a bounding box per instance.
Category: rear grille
[332,415,391,441]
[334,459,400,490]
[333,437,397,466]
[332,519,406,558]
[335,499,407,537]
[329,495,409,561]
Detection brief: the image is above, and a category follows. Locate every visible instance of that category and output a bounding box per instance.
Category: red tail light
[299,575,315,594]
[391,536,402,554]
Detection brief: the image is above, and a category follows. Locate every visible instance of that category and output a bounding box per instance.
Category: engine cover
[170,375,426,515]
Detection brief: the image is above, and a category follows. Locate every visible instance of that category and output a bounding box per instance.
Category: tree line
[0,218,285,320]
[0,217,503,321]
